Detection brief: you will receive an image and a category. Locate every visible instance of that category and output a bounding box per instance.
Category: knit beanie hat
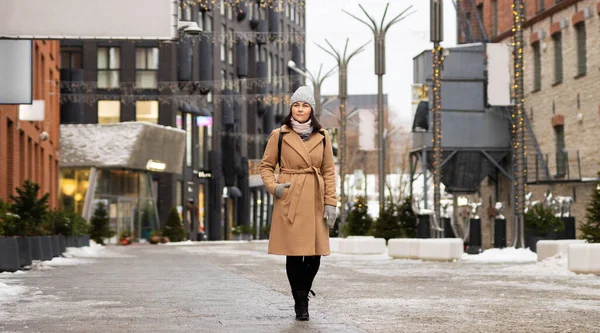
[289,86,316,111]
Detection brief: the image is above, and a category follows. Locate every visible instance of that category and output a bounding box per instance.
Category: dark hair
[283,106,323,133]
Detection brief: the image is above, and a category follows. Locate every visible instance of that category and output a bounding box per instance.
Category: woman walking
[259,86,337,321]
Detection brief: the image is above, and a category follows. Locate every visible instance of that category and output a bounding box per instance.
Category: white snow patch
[0,281,26,304]
[162,239,270,246]
[0,271,26,277]
[35,257,94,268]
[63,240,133,258]
[461,247,537,264]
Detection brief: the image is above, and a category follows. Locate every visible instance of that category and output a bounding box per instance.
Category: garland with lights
[431,44,444,234]
[512,0,526,247]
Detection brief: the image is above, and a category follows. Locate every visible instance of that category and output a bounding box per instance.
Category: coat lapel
[305,131,325,155]
[281,126,311,166]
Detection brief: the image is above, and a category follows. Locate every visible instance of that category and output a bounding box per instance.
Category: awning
[60,122,186,174]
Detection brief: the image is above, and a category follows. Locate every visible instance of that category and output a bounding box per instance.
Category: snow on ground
[461,247,538,264]
[63,240,133,258]
[0,281,26,305]
[161,239,270,246]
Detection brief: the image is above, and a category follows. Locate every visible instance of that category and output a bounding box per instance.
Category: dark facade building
[58,0,306,241]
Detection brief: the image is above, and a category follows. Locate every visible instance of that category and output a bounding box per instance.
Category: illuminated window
[97,100,120,124]
[135,101,159,124]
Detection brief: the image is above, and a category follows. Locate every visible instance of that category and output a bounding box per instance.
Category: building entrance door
[116,198,136,239]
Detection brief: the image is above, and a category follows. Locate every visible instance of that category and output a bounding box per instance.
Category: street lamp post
[344,3,414,215]
[315,38,369,236]
[287,61,336,120]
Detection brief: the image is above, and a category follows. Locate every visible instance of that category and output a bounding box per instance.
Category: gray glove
[274,183,291,199]
[324,205,337,229]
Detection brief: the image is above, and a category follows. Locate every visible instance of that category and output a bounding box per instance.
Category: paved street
[1,241,600,332]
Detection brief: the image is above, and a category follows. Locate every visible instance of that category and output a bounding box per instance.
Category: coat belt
[280,167,324,224]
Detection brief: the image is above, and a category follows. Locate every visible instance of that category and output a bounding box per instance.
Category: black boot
[292,290,309,321]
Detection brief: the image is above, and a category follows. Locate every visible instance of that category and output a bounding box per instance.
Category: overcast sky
[305,0,457,127]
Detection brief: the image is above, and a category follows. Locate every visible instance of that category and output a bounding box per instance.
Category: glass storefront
[60,168,159,241]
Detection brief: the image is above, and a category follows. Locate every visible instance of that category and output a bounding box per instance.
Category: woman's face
[291,102,312,123]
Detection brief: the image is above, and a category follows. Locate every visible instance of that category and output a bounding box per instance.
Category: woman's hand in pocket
[274,183,291,199]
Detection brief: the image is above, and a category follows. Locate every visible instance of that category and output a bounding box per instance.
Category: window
[61,48,82,69]
[176,111,183,129]
[228,28,234,65]
[221,69,227,89]
[135,47,159,89]
[267,53,272,83]
[186,113,193,167]
[227,4,233,20]
[97,47,120,89]
[492,0,498,36]
[554,125,567,177]
[184,5,192,21]
[230,73,236,91]
[198,120,206,168]
[287,2,290,18]
[136,101,159,124]
[538,0,545,12]
[205,15,213,31]
[220,0,225,16]
[575,23,586,76]
[98,101,120,124]
[197,12,204,31]
[291,3,295,23]
[553,33,563,84]
[465,12,472,42]
[533,42,541,91]
[221,25,227,62]
[176,181,183,219]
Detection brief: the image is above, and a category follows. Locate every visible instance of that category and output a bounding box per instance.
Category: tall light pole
[287,61,336,120]
[344,3,414,215]
[315,38,369,236]
[430,0,444,238]
[512,0,526,248]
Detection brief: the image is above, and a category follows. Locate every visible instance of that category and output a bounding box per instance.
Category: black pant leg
[286,256,304,291]
[303,255,321,291]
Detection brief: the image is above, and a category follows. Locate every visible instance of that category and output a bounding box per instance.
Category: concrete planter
[388,238,421,259]
[338,236,387,255]
[17,237,32,267]
[0,238,21,272]
[50,235,59,257]
[29,236,47,261]
[537,239,586,261]
[65,236,75,248]
[418,238,464,261]
[41,236,53,260]
[77,235,90,247]
[58,235,66,254]
[568,244,600,276]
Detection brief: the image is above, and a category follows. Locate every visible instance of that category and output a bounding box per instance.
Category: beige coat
[259,125,337,256]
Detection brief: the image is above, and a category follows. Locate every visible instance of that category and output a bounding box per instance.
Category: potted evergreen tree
[525,204,564,252]
[580,175,600,243]
[89,202,114,245]
[346,197,373,236]
[162,207,185,243]
[370,197,402,241]
[398,196,418,238]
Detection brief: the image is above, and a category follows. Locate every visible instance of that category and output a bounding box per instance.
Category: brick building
[457,0,600,247]
[0,40,61,208]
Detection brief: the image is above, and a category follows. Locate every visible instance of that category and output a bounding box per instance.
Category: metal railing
[526,150,582,183]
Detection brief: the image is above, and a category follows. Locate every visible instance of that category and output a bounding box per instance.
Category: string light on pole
[511,0,526,248]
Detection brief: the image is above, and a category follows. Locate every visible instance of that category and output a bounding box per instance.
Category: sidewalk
[0,244,363,333]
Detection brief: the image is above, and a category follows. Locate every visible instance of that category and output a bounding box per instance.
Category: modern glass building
[58,0,306,240]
